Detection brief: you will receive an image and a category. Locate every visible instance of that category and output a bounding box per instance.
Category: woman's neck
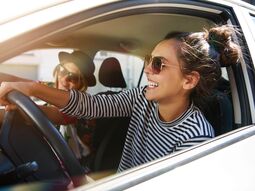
[158,98,190,122]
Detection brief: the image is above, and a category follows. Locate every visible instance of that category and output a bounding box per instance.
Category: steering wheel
[0,91,85,187]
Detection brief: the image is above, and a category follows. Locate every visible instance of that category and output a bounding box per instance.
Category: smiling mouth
[148,81,159,88]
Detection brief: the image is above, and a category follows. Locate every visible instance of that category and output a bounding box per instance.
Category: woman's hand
[0,81,34,111]
[0,82,16,110]
[0,81,70,110]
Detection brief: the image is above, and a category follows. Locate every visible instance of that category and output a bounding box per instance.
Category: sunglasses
[144,55,169,74]
[55,64,81,84]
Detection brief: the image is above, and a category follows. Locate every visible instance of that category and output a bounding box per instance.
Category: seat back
[99,57,126,88]
[202,77,234,136]
[91,57,129,172]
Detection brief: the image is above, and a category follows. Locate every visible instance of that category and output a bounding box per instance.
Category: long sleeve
[60,87,142,119]
[174,136,212,152]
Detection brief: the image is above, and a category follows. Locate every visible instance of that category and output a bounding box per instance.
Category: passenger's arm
[0,108,4,126]
[39,105,66,125]
[0,105,71,126]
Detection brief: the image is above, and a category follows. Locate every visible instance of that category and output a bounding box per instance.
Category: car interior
[0,2,252,189]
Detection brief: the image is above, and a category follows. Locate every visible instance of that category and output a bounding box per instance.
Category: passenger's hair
[164,25,241,106]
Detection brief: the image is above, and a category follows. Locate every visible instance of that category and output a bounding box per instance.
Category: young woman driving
[0,25,241,172]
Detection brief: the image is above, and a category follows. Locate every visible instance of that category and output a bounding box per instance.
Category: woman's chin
[145,90,156,101]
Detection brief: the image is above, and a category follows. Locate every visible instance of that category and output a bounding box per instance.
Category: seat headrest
[99,57,127,88]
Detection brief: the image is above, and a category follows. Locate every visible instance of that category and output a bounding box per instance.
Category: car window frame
[0,1,254,188]
[240,8,255,123]
[229,5,255,126]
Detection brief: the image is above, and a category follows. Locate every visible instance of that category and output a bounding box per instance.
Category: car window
[0,48,72,82]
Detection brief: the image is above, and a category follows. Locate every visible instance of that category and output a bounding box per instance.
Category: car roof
[0,0,69,24]
[0,0,254,61]
[0,0,118,43]
[1,0,254,43]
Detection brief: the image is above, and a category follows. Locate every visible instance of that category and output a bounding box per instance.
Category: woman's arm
[0,73,68,109]
[0,81,143,120]
[0,81,70,109]
[60,88,141,118]
[0,72,32,83]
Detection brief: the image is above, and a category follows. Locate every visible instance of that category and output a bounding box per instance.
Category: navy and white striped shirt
[60,87,214,172]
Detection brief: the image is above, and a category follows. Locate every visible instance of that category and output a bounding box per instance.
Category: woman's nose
[59,76,70,87]
[143,62,152,74]
[60,76,68,84]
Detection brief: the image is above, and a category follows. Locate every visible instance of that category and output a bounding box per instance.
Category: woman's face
[56,62,83,91]
[144,39,189,105]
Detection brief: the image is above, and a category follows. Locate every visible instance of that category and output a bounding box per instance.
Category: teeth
[148,81,158,87]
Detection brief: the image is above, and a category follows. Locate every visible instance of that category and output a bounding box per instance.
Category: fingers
[0,98,10,106]
[0,82,21,111]
[5,104,17,111]
[0,82,12,100]
[0,82,12,107]
[0,84,16,111]
[0,98,16,111]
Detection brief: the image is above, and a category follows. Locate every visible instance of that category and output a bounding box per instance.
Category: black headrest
[99,57,127,88]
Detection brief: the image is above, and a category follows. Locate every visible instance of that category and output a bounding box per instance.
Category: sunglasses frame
[55,64,81,84]
[144,55,169,74]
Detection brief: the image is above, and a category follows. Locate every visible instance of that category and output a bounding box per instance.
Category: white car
[0,0,255,190]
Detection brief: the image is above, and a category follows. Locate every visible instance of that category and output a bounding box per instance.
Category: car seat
[201,77,234,136]
[92,57,129,172]
[98,57,127,88]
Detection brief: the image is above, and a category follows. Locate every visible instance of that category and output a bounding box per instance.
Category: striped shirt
[60,87,214,172]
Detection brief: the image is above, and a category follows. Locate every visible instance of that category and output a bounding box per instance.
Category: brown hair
[164,25,241,106]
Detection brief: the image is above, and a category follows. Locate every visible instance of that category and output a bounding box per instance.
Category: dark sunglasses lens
[152,57,162,74]
[66,74,80,83]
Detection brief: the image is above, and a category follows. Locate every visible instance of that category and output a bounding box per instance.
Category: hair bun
[207,25,241,67]
[208,32,230,53]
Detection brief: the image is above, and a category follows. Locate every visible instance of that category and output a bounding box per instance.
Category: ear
[183,71,200,90]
